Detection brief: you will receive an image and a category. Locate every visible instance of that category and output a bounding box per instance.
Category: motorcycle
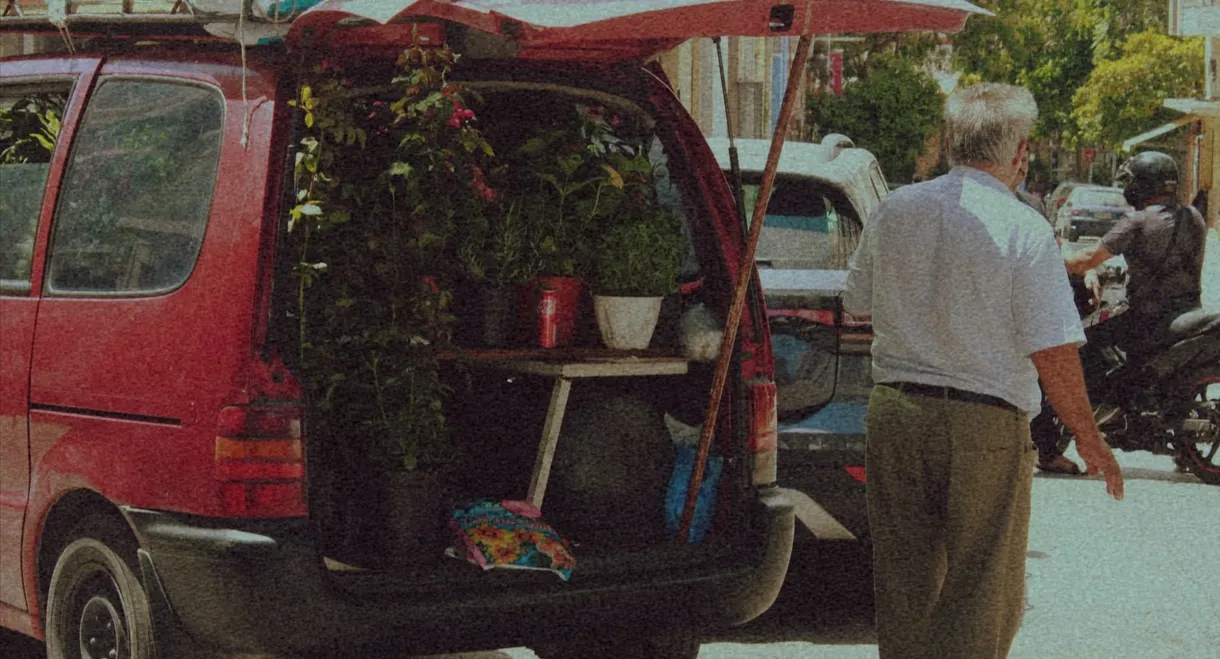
[1050,260,1220,485]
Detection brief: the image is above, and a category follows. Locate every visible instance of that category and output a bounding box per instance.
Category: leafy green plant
[288,40,495,472]
[0,93,63,164]
[595,213,686,297]
[591,148,688,297]
[456,197,534,288]
[494,104,644,279]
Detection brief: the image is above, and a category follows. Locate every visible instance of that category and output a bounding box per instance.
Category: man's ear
[1012,139,1029,168]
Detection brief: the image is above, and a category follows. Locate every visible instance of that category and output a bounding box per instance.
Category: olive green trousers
[866,384,1036,659]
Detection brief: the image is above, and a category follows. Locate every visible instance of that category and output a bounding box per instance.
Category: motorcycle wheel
[1176,369,1220,486]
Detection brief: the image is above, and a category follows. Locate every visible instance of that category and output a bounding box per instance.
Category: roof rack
[0,0,314,43]
[2,0,213,25]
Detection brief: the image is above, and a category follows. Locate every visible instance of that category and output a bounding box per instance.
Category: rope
[49,0,75,53]
[239,2,250,148]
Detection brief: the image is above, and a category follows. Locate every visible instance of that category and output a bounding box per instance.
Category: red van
[0,6,792,659]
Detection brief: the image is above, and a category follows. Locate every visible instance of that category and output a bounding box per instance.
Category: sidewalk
[1203,228,1219,311]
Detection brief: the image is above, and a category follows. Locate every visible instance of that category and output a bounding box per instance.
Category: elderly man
[845,83,1123,659]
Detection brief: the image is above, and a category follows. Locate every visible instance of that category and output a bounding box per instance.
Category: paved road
[5,448,1215,659]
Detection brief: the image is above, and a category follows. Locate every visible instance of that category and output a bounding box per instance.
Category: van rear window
[47,79,223,295]
[741,176,860,270]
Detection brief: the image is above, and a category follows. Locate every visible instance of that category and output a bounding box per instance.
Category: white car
[707,134,888,548]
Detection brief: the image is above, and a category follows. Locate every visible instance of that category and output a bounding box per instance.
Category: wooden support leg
[527,376,572,509]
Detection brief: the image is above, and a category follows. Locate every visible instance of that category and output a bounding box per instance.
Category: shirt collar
[948,165,1016,196]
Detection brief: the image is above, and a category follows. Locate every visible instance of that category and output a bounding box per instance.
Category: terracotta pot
[593,295,664,350]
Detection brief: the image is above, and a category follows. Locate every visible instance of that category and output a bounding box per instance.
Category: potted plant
[591,150,689,350]
[287,39,492,558]
[496,104,632,347]
[456,197,536,346]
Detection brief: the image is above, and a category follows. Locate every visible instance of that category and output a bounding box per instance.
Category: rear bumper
[778,428,869,544]
[124,489,793,657]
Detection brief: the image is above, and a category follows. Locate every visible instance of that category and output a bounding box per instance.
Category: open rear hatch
[272,0,986,587]
[287,0,986,56]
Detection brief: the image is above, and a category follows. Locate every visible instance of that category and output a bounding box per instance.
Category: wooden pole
[678,34,812,542]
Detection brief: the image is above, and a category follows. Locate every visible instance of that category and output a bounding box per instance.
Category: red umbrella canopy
[289,0,989,58]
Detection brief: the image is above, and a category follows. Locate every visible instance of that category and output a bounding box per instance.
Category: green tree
[952,0,1167,144]
[807,55,943,183]
[1070,30,1204,150]
[953,0,1094,142]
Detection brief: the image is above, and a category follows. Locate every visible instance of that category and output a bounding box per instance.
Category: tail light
[748,380,778,486]
[215,355,307,517]
[1070,208,1085,216]
[844,465,867,483]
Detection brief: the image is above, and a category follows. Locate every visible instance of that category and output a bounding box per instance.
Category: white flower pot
[593,295,664,350]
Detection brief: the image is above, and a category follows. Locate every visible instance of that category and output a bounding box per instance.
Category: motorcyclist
[1064,151,1207,423]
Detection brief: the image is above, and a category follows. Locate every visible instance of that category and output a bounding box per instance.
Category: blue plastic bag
[664,443,723,543]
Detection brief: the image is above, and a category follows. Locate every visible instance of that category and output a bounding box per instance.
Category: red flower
[446,102,476,128]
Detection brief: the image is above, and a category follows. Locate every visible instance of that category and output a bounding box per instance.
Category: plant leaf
[601,164,624,189]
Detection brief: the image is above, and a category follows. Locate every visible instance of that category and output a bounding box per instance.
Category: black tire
[534,631,699,659]
[45,534,156,659]
[1177,369,1220,486]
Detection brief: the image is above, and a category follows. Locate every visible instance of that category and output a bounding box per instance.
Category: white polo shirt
[844,166,1084,415]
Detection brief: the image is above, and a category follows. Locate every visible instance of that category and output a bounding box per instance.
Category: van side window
[47,79,223,295]
[0,84,70,291]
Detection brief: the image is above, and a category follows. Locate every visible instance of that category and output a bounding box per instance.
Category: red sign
[829,50,844,96]
[1084,147,1096,164]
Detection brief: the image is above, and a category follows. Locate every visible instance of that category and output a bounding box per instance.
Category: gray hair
[944,83,1038,167]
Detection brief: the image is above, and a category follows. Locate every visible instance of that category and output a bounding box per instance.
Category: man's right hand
[1032,343,1126,501]
[1075,435,1125,500]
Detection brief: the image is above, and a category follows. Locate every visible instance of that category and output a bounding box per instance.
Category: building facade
[657,36,809,141]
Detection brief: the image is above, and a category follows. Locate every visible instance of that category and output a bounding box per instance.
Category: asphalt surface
[5,449,1216,659]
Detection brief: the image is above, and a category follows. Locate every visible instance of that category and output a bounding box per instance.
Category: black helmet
[1114,151,1178,209]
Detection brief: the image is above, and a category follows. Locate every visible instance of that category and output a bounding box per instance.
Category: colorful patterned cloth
[447,499,576,581]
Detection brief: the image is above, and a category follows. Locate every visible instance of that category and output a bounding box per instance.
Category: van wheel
[46,536,156,659]
[534,631,699,659]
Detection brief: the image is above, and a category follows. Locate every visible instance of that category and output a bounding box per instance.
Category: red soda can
[538,288,559,348]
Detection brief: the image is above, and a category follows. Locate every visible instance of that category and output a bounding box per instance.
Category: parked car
[0,11,794,659]
[1045,180,1084,221]
[1054,184,1132,243]
[707,135,887,548]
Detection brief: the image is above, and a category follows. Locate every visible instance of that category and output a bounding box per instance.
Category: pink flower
[469,165,497,201]
[475,181,496,202]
